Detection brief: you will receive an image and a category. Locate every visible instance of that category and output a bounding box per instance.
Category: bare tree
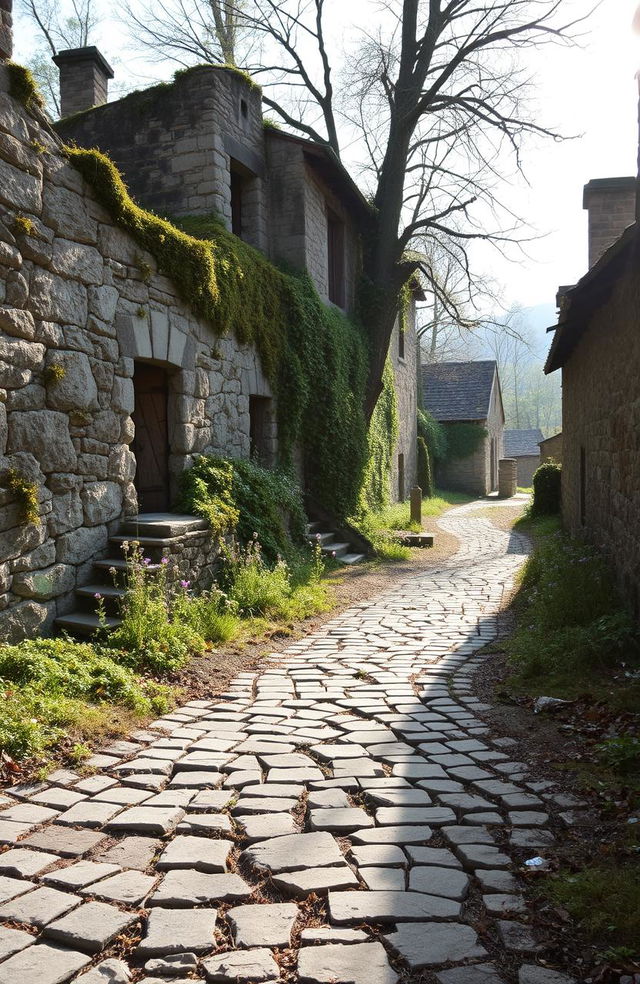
[121,0,247,68]
[19,0,99,114]
[120,0,591,420]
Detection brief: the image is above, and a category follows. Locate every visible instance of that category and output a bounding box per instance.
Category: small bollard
[410,486,422,526]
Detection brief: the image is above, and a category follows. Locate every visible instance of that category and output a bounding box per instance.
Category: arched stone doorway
[132,362,170,512]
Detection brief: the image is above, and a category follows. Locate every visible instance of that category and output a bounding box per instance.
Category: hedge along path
[0,500,584,983]
[65,147,394,521]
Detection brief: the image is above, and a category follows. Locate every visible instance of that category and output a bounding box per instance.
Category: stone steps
[305,523,366,566]
[55,611,121,636]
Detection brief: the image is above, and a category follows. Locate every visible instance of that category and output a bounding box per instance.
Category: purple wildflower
[143,557,152,566]
[94,592,102,600]
[180,580,190,589]
[161,557,169,565]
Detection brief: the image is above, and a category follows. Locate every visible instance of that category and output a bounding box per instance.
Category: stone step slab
[44,900,138,953]
[240,831,345,874]
[228,902,298,947]
[0,941,92,984]
[203,948,280,982]
[328,889,461,923]
[136,907,218,957]
[297,941,398,984]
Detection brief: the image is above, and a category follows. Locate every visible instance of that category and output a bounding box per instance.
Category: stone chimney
[52,46,114,118]
[0,0,13,62]
[583,176,637,268]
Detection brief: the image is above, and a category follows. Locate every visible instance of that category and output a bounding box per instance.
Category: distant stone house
[545,170,640,612]
[421,361,504,496]
[539,432,562,465]
[503,429,543,488]
[0,22,420,642]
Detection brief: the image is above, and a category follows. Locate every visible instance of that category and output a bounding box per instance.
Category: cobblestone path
[0,501,578,984]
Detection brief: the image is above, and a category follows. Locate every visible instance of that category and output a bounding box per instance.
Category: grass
[352,489,472,561]
[543,863,640,954]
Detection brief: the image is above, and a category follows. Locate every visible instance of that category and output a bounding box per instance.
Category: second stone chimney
[52,46,113,118]
[583,177,637,268]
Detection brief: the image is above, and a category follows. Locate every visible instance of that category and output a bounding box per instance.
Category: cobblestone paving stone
[0,500,581,982]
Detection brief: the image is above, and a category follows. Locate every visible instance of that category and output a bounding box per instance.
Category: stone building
[539,432,562,465]
[0,27,419,641]
[545,168,640,612]
[503,429,543,488]
[421,360,504,496]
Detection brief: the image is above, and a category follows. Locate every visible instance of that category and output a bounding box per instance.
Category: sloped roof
[421,360,498,422]
[504,429,544,457]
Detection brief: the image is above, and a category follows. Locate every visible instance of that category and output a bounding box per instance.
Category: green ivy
[6,62,44,112]
[356,360,399,514]
[178,455,306,561]
[417,436,433,497]
[67,148,369,520]
[443,422,487,460]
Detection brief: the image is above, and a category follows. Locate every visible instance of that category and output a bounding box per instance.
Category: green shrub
[226,538,331,620]
[443,421,487,460]
[531,461,561,516]
[178,455,306,561]
[0,637,172,759]
[105,543,206,673]
[417,436,433,497]
[5,469,40,525]
[174,587,240,644]
[417,409,447,462]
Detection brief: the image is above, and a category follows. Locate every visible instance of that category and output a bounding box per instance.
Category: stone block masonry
[0,66,273,642]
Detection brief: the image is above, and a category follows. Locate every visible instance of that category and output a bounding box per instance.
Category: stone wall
[57,67,268,251]
[0,69,272,642]
[435,426,488,497]
[540,432,562,464]
[561,260,640,615]
[0,0,11,62]
[390,298,418,500]
[514,454,539,488]
[583,177,636,269]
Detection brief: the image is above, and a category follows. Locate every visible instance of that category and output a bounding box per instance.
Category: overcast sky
[14,0,640,315]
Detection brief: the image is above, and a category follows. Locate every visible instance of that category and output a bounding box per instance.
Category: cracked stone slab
[375,806,456,827]
[176,813,233,835]
[298,941,398,984]
[106,806,184,835]
[385,922,488,967]
[0,847,59,878]
[96,837,160,871]
[497,919,541,953]
[156,836,231,872]
[0,885,81,927]
[518,966,577,983]
[309,807,374,832]
[0,941,92,984]
[136,908,218,956]
[75,958,132,982]
[0,925,34,961]
[350,824,433,845]
[307,789,351,809]
[203,948,280,982]
[42,861,122,890]
[81,870,158,905]
[360,867,405,891]
[328,889,461,923]
[436,963,504,983]
[241,831,345,873]
[0,874,36,901]
[145,953,198,975]
[455,844,512,870]
[237,812,297,841]
[44,900,138,953]
[349,845,407,868]
[21,826,108,857]
[272,864,360,897]
[232,796,298,814]
[149,870,252,906]
[408,865,470,899]
[405,846,461,868]
[300,927,369,944]
[228,902,298,947]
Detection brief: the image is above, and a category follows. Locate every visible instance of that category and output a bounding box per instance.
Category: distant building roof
[504,429,545,457]
[421,360,498,422]
[539,432,562,448]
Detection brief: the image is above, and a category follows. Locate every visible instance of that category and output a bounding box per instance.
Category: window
[230,167,244,238]
[580,446,586,526]
[398,453,405,502]
[250,396,273,465]
[327,208,345,307]
[240,98,248,119]
[398,324,405,360]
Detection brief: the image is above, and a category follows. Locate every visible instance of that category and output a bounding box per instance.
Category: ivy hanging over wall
[66,147,370,520]
[356,360,399,514]
[444,422,488,460]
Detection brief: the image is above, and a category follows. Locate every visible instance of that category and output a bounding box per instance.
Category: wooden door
[132,364,170,513]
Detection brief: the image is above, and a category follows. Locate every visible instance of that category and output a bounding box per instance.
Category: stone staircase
[305,521,366,566]
[55,514,208,637]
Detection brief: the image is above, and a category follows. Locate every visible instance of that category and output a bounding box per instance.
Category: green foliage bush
[226,538,331,620]
[531,461,561,516]
[178,455,306,561]
[357,361,399,513]
[443,421,487,460]
[0,638,171,759]
[417,409,447,462]
[7,62,45,111]
[67,148,369,520]
[417,436,433,497]
[508,531,635,683]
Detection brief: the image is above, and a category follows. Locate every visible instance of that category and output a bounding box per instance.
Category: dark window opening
[250,396,273,465]
[580,446,586,526]
[230,160,255,241]
[327,208,345,307]
[398,324,405,360]
[240,98,248,119]
[398,453,405,502]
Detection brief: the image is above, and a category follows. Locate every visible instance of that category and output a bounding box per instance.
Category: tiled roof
[421,360,498,422]
[504,429,545,457]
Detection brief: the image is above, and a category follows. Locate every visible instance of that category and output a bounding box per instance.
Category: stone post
[498,458,517,498]
[52,46,114,118]
[410,486,422,526]
[0,0,12,62]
